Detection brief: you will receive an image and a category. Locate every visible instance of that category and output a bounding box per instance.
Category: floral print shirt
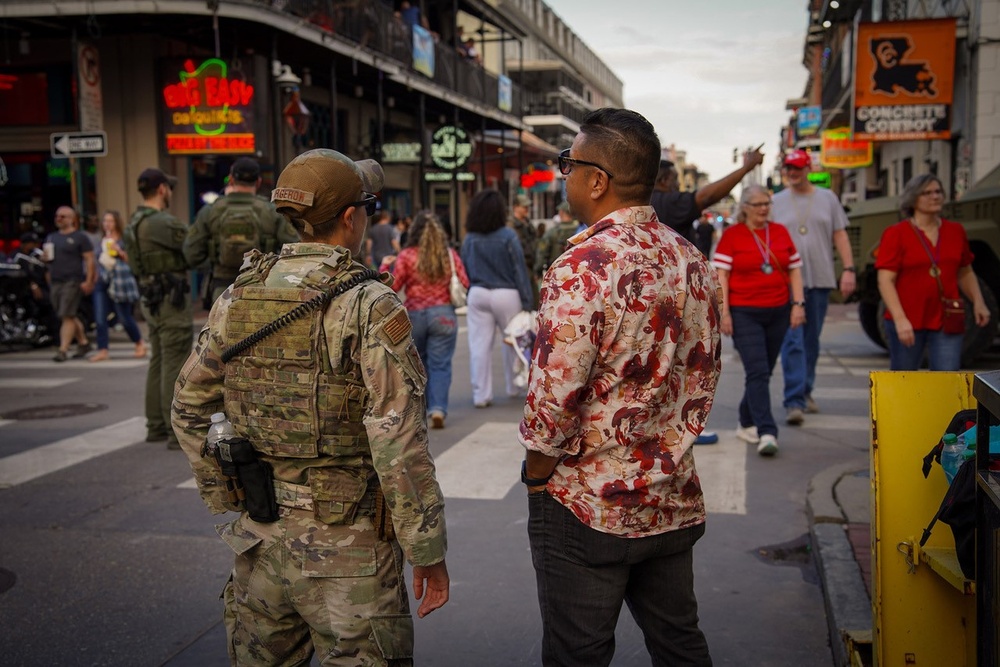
[518,206,722,537]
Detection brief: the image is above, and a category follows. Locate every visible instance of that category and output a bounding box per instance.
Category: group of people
[712,150,991,458]
[170,109,723,666]
[18,96,989,666]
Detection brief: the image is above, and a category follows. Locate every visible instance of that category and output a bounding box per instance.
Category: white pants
[466,286,522,405]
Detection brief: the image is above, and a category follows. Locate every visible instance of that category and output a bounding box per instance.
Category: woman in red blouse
[876,174,990,371]
[381,211,470,428]
[712,185,805,456]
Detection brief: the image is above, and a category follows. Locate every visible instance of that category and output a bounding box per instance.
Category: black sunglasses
[558,148,614,179]
[337,193,378,217]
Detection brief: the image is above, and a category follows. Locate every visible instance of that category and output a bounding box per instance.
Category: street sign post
[50,131,108,158]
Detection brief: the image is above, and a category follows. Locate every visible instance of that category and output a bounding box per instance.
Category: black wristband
[521,460,554,486]
[791,301,806,307]
[842,266,856,273]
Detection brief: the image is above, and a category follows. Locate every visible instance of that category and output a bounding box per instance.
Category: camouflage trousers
[217,508,414,666]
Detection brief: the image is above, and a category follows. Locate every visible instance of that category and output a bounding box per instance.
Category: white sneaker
[757,434,778,456]
[735,425,760,444]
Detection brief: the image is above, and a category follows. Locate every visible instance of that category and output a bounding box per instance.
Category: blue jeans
[731,305,790,438]
[781,287,830,409]
[527,492,712,667]
[92,282,142,350]
[883,319,963,370]
[409,305,458,416]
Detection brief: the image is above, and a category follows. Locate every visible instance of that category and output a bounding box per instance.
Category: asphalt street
[1,303,981,666]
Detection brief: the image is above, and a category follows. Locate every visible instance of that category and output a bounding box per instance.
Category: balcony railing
[246,0,522,118]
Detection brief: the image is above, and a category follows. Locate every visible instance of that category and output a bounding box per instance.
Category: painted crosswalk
[0,416,146,488]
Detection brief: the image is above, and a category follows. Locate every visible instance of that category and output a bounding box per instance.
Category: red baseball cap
[783,150,811,169]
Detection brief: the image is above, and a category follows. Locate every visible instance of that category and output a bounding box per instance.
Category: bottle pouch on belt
[214,438,279,523]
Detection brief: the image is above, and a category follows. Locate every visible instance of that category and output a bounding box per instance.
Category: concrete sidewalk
[807,457,874,666]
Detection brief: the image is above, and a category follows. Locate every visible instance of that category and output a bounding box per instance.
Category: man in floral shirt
[518,108,721,667]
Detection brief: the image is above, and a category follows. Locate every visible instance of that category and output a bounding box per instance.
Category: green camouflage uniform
[534,220,579,277]
[171,243,447,666]
[124,205,192,444]
[183,192,299,303]
[509,215,538,306]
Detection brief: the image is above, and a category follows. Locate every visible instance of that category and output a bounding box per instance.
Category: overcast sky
[542,0,810,185]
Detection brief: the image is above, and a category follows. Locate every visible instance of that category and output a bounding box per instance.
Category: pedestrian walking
[45,206,97,361]
[876,173,990,370]
[460,189,534,408]
[171,148,449,666]
[771,149,855,425]
[183,157,298,304]
[89,210,146,362]
[381,210,469,429]
[519,107,721,666]
[124,167,192,449]
[713,185,806,456]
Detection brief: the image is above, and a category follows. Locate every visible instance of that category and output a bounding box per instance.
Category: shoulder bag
[447,249,467,308]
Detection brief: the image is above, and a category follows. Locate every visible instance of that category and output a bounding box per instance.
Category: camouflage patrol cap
[271,149,384,235]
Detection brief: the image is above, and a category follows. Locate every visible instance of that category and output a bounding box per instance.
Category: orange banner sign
[853,18,956,141]
[821,128,872,169]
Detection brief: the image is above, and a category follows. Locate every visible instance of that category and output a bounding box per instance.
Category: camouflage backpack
[212,198,265,271]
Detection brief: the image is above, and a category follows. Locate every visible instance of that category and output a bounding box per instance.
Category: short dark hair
[578,108,660,202]
[465,189,507,234]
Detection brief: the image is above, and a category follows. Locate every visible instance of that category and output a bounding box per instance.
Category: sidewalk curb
[806,459,872,667]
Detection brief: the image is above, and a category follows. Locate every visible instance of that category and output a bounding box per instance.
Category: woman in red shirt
[381,211,470,428]
[712,185,805,456]
[876,174,990,370]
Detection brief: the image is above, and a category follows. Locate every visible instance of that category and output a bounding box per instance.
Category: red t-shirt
[874,218,973,330]
[712,222,802,308]
[383,246,470,311]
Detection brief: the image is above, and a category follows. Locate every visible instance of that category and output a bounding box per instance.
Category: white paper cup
[42,242,55,262]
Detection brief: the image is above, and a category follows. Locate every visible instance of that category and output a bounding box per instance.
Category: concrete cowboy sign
[853,18,956,142]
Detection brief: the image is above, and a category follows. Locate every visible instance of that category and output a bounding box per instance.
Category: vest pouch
[142,250,185,275]
[308,468,369,525]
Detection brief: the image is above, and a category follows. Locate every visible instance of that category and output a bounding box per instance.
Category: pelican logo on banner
[853,18,956,141]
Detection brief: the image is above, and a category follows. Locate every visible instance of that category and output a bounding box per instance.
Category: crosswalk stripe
[695,435,747,515]
[0,378,78,389]
[795,414,870,431]
[0,416,146,488]
[433,422,523,500]
[810,387,870,400]
[0,359,147,370]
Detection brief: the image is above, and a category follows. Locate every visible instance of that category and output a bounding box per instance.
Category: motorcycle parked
[0,255,55,348]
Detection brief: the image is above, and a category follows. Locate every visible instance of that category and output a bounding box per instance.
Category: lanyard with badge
[749,224,774,275]
[793,192,815,236]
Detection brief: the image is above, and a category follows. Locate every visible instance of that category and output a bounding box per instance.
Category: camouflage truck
[848,165,1000,365]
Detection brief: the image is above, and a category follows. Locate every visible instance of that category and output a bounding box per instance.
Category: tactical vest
[126,208,187,277]
[209,196,279,279]
[222,251,370,461]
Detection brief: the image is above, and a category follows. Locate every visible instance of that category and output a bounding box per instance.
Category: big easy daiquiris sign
[853,18,956,142]
[161,58,256,155]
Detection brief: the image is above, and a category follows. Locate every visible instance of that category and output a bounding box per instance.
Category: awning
[481,129,560,158]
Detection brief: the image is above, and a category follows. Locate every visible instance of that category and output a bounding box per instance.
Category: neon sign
[161,58,256,155]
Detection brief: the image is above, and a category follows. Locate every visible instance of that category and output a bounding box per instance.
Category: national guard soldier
[534,201,578,277]
[171,149,449,666]
[183,157,299,304]
[125,167,192,449]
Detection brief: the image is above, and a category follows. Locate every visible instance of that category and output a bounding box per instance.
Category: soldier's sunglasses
[339,193,379,217]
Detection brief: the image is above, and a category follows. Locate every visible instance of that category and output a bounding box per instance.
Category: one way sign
[50,131,108,158]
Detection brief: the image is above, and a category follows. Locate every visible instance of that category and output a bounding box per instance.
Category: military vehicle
[848,165,1000,365]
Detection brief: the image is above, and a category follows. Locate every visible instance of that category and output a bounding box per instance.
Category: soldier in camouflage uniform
[171,149,449,666]
[183,157,299,303]
[124,167,192,448]
[534,201,579,278]
[509,194,538,307]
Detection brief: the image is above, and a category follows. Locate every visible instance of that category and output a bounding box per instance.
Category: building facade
[0,0,621,247]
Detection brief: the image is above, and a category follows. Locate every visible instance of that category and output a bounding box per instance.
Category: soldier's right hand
[412,560,450,618]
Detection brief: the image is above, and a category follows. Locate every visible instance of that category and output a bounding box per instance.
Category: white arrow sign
[50,131,108,158]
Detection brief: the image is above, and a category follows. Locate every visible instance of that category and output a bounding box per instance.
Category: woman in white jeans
[459,190,534,407]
